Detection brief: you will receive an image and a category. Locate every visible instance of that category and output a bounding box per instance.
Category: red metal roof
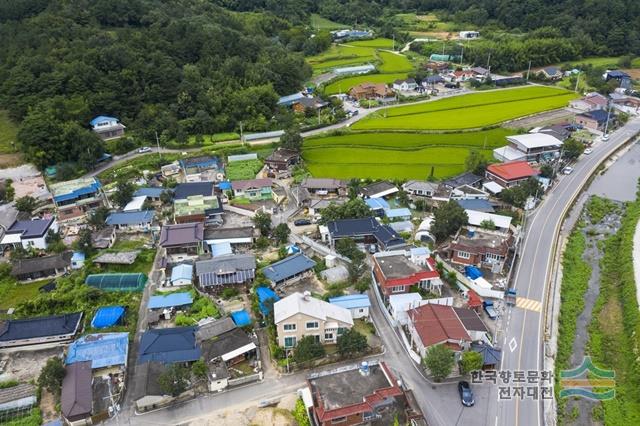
[409,304,470,348]
[487,161,538,181]
[383,270,440,287]
[467,290,483,309]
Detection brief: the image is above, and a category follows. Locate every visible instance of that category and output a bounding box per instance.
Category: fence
[228,372,262,387]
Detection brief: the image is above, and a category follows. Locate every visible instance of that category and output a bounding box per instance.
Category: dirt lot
[277,275,326,298]
[0,153,23,168]
[504,108,575,129]
[188,393,298,426]
[0,347,63,382]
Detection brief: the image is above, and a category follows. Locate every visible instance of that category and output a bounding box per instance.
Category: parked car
[602,134,610,141]
[483,300,498,320]
[444,83,459,89]
[138,146,152,153]
[562,166,574,175]
[294,219,311,226]
[584,148,593,155]
[458,381,475,407]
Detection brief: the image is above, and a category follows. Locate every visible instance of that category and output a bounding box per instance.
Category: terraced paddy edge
[377,51,413,73]
[353,88,578,130]
[302,128,512,180]
[345,38,395,48]
[307,45,376,71]
[323,73,409,95]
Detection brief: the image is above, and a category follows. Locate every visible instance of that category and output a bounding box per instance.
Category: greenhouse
[85,273,147,292]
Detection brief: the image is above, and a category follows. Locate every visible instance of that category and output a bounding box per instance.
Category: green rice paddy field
[353,86,578,130]
[303,128,513,180]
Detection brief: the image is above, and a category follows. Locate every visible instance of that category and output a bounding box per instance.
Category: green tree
[562,138,585,160]
[254,236,270,250]
[38,357,66,395]
[272,223,291,245]
[431,201,468,243]
[347,179,361,200]
[75,227,94,256]
[293,335,325,363]
[320,198,370,224]
[539,163,555,179]
[157,364,190,397]
[479,219,495,230]
[291,398,311,426]
[460,351,484,375]
[423,344,455,382]
[46,230,66,253]
[354,277,370,293]
[337,329,368,357]
[253,211,272,236]
[465,150,488,175]
[191,360,208,380]
[499,178,542,209]
[160,190,174,205]
[15,195,37,214]
[336,238,367,282]
[112,180,135,208]
[87,206,110,229]
[280,124,303,152]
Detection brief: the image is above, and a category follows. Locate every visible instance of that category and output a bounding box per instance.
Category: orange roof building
[485,161,539,188]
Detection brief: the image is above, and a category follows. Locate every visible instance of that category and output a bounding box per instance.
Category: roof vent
[303,291,311,301]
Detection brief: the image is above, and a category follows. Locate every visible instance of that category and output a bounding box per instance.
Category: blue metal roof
[134,187,165,198]
[262,253,316,284]
[385,208,412,218]
[366,198,390,211]
[329,294,371,310]
[256,286,280,316]
[91,306,125,328]
[66,332,129,369]
[138,326,201,364]
[218,181,232,191]
[230,310,252,327]
[581,109,611,123]
[148,292,193,309]
[90,116,118,126]
[277,93,306,106]
[210,241,233,257]
[170,264,193,283]
[456,199,495,213]
[106,210,155,226]
[53,181,101,203]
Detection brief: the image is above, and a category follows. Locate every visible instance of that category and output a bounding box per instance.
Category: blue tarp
[256,287,279,316]
[231,310,252,327]
[66,332,129,369]
[91,306,125,328]
[148,292,193,309]
[465,266,483,280]
[218,181,232,191]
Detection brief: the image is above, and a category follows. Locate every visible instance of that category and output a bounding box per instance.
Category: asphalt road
[495,117,640,426]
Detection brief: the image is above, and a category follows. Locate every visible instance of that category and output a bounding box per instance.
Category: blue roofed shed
[218,181,232,191]
[90,116,118,127]
[465,266,483,280]
[277,93,306,106]
[366,198,390,212]
[170,264,193,286]
[66,332,129,369]
[456,199,495,213]
[210,241,233,257]
[384,208,412,220]
[105,210,155,229]
[91,306,125,328]
[230,310,252,327]
[134,187,165,199]
[262,253,316,285]
[329,294,371,319]
[256,287,279,316]
[71,252,85,270]
[148,292,193,310]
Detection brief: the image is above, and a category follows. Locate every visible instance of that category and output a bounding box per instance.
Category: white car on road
[562,166,574,175]
[138,146,152,153]
[584,148,593,155]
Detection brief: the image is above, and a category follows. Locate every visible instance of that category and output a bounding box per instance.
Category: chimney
[303,291,311,301]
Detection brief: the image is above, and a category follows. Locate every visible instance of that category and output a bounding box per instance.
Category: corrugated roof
[11,251,72,276]
[329,294,371,310]
[210,241,233,257]
[231,178,272,191]
[106,210,154,226]
[465,210,512,229]
[453,307,488,333]
[486,161,538,181]
[385,208,411,218]
[148,292,193,309]
[134,187,166,198]
[506,133,563,149]
[170,264,193,282]
[123,196,147,212]
[196,254,256,286]
[5,217,55,239]
[195,317,236,342]
[0,383,36,405]
[365,198,390,210]
[66,333,129,369]
[173,182,214,200]
[456,199,495,213]
[228,153,258,162]
[262,253,316,283]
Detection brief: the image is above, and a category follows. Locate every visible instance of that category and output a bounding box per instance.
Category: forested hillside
[0,0,310,169]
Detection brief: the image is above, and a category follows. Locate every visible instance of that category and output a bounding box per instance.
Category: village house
[538,67,562,80]
[402,180,440,198]
[441,172,482,190]
[179,156,224,183]
[569,92,609,112]
[292,97,328,113]
[485,161,539,189]
[11,251,72,281]
[372,248,442,299]
[300,178,347,197]
[0,312,83,349]
[0,217,58,250]
[465,210,513,234]
[50,177,107,222]
[407,304,471,356]
[321,217,405,251]
[204,226,254,250]
[348,82,394,100]
[493,133,563,163]
[359,181,398,199]
[173,181,214,200]
[159,222,205,260]
[195,254,256,291]
[106,210,155,232]
[91,226,116,249]
[262,253,316,286]
[610,93,640,115]
[134,187,166,203]
[161,162,181,178]
[306,361,425,426]
[264,148,300,173]
[231,178,273,201]
[329,294,371,320]
[174,195,223,226]
[274,291,353,348]
[392,78,418,91]
[446,227,513,273]
[90,115,125,140]
[575,109,615,131]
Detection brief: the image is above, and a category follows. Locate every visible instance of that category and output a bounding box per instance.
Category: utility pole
[603,101,613,137]
[526,60,532,81]
[392,34,395,51]
[483,136,488,149]
[486,53,491,75]
[442,40,445,55]
[155,131,161,161]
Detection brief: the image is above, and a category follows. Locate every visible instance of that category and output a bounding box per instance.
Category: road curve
[496,117,640,426]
